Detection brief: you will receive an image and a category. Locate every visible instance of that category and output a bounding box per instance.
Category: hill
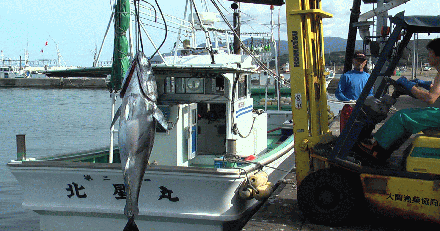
[275,37,433,68]
[241,37,363,56]
[196,37,433,68]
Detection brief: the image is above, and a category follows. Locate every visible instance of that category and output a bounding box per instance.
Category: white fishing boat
[7,1,295,230]
[7,62,295,231]
[0,65,29,78]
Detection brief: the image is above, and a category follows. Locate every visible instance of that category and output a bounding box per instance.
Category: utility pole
[343,0,362,73]
[232,3,241,54]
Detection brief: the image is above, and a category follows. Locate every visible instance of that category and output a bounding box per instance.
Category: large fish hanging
[111,52,172,231]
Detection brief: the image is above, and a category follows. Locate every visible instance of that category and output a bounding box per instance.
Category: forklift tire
[297,168,363,226]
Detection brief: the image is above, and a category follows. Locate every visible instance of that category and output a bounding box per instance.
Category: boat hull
[8,143,294,231]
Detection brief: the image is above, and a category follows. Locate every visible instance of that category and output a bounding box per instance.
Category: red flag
[45,41,48,46]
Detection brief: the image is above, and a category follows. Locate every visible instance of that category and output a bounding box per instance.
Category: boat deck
[29,130,288,166]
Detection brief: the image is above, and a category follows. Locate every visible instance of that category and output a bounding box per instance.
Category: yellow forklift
[231,0,440,226]
[287,4,440,226]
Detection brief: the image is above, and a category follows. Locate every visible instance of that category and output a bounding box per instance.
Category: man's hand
[410,79,432,90]
[397,76,416,92]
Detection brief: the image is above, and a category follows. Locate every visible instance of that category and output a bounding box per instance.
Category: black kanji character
[395,194,403,201]
[158,186,179,202]
[113,184,126,200]
[386,193,393,200]
[66,182,87,198]
[422,198,430,205]
[412,196,421,204]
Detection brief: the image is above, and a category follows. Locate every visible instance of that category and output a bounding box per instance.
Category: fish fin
[110,105,122,128]
[153,106,171,130]
[123,216,139,231]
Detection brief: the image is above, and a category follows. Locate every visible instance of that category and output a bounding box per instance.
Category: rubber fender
[253,182,273,201]
[249,171,268,188]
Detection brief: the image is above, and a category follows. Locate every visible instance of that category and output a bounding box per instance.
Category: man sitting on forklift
[335,51,374,101]
[359,38,440,163]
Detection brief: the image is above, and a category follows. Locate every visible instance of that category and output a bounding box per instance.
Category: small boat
[325,67,336,88]
[0,65,29,78]
[7,1,295,230]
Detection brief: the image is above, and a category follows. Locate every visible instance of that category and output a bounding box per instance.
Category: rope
[223,153,292,173]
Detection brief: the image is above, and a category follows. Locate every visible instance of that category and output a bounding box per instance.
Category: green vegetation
[269,39,434,70]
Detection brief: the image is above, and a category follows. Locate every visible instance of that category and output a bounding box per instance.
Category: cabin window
[192,108,197,124]
[175,78,186,93]
[237,74,247,99]
[165,77,175,93]
[164,76,224,95]
[186,78,204,93]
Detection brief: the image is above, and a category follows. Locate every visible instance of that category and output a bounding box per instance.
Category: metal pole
[343,0,362,73]
[412,33,418,79]
[94,11,115,67]
[232,4,241,54]
[109,93,116,163]
[16,134,26,161]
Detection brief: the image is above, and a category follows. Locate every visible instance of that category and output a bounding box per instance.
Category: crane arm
[359,0,411,21]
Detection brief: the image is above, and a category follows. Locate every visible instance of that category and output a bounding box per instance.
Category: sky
[0,0,439,67]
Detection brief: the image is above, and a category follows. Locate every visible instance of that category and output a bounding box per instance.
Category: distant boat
[325,67,336,88]
[0,66,29,78]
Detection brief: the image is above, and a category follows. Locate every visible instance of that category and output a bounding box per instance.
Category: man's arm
[335,74,350,101]
[411,73,440,104]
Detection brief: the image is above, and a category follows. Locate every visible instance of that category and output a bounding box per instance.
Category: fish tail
[123,216,139,231]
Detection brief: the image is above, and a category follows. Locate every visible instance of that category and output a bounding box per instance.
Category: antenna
[49,36,66,67]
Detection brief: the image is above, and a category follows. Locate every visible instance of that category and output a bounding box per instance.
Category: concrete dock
[0,77,107,88]
[242,74,440,230]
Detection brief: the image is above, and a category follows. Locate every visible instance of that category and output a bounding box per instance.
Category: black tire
[297,168,363,226]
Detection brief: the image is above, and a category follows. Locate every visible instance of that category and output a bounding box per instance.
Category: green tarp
[109,0,130,91]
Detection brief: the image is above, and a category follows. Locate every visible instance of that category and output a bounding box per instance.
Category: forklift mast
[284,0,332,183]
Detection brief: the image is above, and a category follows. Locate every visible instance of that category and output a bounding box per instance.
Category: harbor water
[0,88,119,231]
[0,88,342,231]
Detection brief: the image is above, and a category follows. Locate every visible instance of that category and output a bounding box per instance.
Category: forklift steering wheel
[388,77,416,99]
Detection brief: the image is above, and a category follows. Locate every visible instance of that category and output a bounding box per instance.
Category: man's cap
[354,51,367,60]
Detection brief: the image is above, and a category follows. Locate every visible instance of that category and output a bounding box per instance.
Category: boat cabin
[150,64,267,167]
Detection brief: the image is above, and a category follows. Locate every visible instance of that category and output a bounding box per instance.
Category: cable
[209,0,286,86]
[147,0,167,60]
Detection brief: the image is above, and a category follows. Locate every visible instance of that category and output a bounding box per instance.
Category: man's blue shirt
[335,70,373,101]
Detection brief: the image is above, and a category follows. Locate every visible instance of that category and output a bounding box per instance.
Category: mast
[110,0,130,92]
[109,0,130,163]
[232,2,241,54]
